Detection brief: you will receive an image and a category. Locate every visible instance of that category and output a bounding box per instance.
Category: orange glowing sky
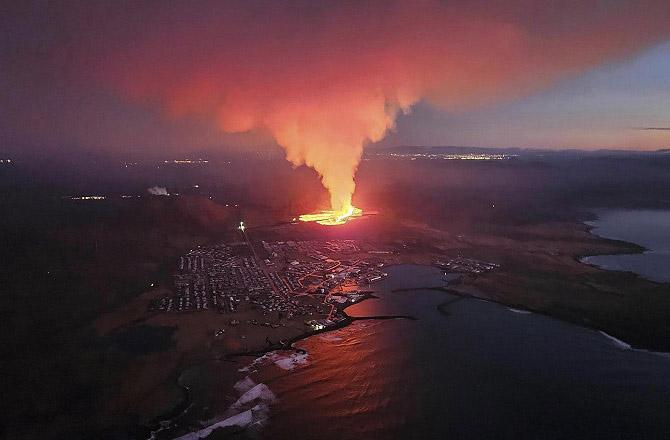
[2,1,670,163]
[60,0,664,213]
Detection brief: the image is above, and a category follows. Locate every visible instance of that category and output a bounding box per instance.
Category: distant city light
[65,195,106,200]
[164,159,209,165]
[371,152,518,161]
[238,221,245,232]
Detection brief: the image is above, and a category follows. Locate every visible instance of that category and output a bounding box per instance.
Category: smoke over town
[69,1,670,215]
[147,186,169,196]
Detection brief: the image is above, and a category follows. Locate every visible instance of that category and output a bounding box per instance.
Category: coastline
[435,285,670,355]
[575,219,654,281]
[141,214,670,438]
[577,221,647,259]
[144,251,670,438]
[143,280,425,438]
[577,210,670,285]
[141,290,382,438]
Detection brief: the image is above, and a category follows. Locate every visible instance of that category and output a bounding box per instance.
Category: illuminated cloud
[16,1,670,209]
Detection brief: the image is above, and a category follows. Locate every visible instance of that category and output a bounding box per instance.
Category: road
[238,227,284,297]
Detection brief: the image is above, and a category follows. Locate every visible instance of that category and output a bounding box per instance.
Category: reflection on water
[255,265,670,440]
[584,209,670,283]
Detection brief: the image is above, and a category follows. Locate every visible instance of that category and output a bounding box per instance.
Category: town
[149,239,389,332]
[434,257,500,274]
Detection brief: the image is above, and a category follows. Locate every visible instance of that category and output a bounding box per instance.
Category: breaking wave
[173,377,276,440]
[507,308,532,315]
[239,350,310,373]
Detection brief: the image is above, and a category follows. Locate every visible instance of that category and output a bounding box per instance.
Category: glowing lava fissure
[299,205,363,226]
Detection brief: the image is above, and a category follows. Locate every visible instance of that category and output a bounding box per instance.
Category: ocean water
[583,209,670,283]
[238,265,670,440]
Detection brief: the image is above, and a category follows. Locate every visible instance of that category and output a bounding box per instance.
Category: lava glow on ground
[299,206,363,226]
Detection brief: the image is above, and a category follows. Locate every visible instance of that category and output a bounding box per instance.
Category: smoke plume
[147,186,169,196]
[89,0,670,213]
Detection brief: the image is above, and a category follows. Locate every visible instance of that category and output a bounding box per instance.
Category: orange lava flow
[299,206,363,226]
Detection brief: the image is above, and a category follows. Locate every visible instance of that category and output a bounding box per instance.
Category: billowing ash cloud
[83,0,670,212]
[147,186,169,196]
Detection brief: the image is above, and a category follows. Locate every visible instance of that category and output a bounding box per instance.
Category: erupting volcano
[93,1,670,226]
